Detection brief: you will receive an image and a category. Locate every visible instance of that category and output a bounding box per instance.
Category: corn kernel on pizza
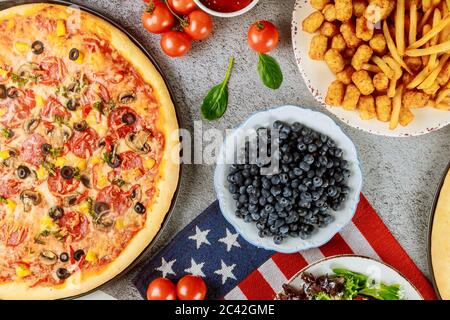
[302,0,450,130]
[0,3,179,299]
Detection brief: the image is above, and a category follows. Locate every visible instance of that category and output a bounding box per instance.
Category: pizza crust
[0,3,180,299]
[431,168,450,300]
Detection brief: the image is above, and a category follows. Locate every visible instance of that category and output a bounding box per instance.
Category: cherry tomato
[147,277,177,300]
[247,20,279,53]
[160,31,192,57]
[183,10,213,40]
[168,0,197,15]
[142,2,175,34]
[176,275,207,300]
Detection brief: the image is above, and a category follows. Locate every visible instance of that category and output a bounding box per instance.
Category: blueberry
[244,215,253,223]
[304,154,315,165]
[274,219,285,228]
[234,172,244,185]
[274,235,284,245]
[303,135,313,145]
[270,186,282,196]
[301,127,312,136]
[297,143,307,152]
[300,192,312,202]
[298,184,308,192]
[265,205,275,214]
[259,197,267,206]
[291,179,300,189]
[238,194,248,204]
[228,184,238,194]
[334,148,343,157]
[307,170,315,179]
[271,175,280,185]
[279,225,289,234]
[300,162,310,171]
[294,167,303,176]
[308,144,318,153]
[279,173,289,184]
[267,196,275,203]
[279,197,290,207]
[313,177,323,187]
[283,188,293,198]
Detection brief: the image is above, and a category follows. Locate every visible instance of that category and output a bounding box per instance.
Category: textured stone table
[71,0,450,299]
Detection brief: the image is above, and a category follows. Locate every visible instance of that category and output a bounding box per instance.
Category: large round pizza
[0,3,179,299]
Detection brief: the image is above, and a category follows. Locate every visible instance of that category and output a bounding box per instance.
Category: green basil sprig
[201,57,234,121]
[257,53,283,90]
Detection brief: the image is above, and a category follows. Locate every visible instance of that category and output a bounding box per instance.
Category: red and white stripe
[224,195,436,300]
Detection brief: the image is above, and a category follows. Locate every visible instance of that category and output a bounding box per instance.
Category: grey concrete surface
[67,0,449,299]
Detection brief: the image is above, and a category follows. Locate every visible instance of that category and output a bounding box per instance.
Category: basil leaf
[257,53,283,90]
[201,57,234,121]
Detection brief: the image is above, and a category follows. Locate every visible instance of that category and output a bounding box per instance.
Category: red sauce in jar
[200,0,254,13]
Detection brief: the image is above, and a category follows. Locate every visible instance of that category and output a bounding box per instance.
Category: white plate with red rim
[278,255,423,300]
[291,0,450,137]
[214,105,363,253]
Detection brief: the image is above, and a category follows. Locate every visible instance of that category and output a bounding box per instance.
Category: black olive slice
[69,48,80,61]
[31,40,45,55]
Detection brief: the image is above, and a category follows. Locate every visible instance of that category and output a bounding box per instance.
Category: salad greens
[332,268,401,300]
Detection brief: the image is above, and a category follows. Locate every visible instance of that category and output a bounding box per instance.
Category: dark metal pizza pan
[427,161,450,300]
[0,0,182,300]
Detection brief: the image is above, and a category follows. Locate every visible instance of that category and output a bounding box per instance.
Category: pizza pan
[0,0,182,300]
[427,160,450,300]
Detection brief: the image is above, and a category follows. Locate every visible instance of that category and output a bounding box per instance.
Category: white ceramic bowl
[279,255,423,300]
[214,105,363,253]
[292,0,450,137]
[193,0,259,18]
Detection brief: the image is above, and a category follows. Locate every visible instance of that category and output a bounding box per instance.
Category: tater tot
[352,45,374,70]
[352,70,375,95]
[373,73,389,91]
[404,57,423,74]
[322,4,336,22]
[311,0,330,10]
[331,34,347,52]
[335,0,353,22]
[336,66,356,85]
[358,95,377,120]
[353,0,367,17]
[342,84,361,110]
[402,90,430,108]
[325,80,346,106]
[375,95,392,122]
[324,49,346,73]
[340,22,362,48]
[356,17,374,41]
[320,21,340,37]
[302,11,325,33]
[369,34,387,55]
[365,0,396,24]
[437,61,450,86]
[309,35,329,60]
[399,107,415,126]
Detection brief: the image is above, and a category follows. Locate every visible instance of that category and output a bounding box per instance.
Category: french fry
[361,63,382,73]
[372,56,395,79]
[421,24,432,65]
[419,8,435,30]
[423,0,432,11]
[390,84,404,130]
[410,13,450,49]
[396,0,406,55]
[409,2,418,46]
[407,62,438,89]
[428,9,442,68]
[383,22,412,74]
[383,56,402,98]
[406,39,450,56]
[436,88,450,103]
[418,54,450,89]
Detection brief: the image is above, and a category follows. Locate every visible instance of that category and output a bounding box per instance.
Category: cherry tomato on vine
[183,10,213,40]
[247,20,279,53]
[146,277,177,300]
[168,0,197,15]
[142,1,175,34]
[161,31,192,57]
[176,275,207,300]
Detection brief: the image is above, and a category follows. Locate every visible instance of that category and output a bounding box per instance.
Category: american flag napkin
[134,195,437,300]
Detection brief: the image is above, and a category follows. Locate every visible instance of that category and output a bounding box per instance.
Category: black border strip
[0,0,183,300]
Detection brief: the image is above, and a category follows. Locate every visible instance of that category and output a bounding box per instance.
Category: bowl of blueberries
[214,105,363,253]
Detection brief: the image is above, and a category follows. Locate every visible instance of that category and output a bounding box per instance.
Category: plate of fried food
[292,0,450,137]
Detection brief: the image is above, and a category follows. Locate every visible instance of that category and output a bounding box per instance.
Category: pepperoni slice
[57,211,88,241]
[6,228,28,247]
[68,127,99,159]
[107,107,141,139]
[120,151,144,171]
[0,178,21,197]
[47,169,80,195]
[38,56,67,86]
[0,89,35,128]
[40,96,70,119]
[20,133,46,166]
[96,185,132,216]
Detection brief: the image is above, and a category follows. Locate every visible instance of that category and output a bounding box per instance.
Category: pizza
[0,3,179,299]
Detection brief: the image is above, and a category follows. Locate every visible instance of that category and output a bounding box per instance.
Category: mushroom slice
[1,147,19,168]
[125,131,151,155]
[94,211,115,232]
[17,62,40,78]
[129,186,142,203]
[20,190,42,212]
[46,124,73,148]
[63,193,80,207]
[23,117,41,134]
[39,250,58,265]
[118,92,136,104]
